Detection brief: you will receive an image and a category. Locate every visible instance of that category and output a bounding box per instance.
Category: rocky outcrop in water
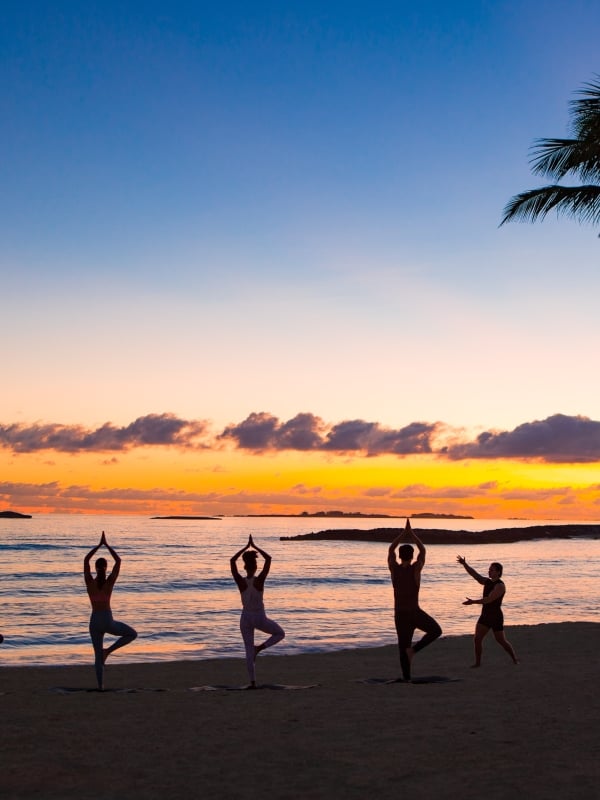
[0,510,32,518]
[280,524,600,544]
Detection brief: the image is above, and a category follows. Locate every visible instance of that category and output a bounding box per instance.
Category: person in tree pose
[388,519,442,681]
[230,535,285,687]
[84,532,137,690]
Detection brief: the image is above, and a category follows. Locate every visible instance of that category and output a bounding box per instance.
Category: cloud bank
[1,412,599,463]
[0,414,210,453]
[219,412,438,455]
[444,414,600,463]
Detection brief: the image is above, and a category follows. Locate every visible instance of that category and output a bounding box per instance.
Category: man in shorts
[388,519,442,681]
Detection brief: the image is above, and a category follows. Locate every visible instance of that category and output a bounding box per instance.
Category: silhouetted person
[457,556,518,667]
[388,519,442,681]
[84,532,137,690]
[230,535,285,687]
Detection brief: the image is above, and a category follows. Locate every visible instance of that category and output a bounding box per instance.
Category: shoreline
[2,622,598,799]
[0,620,588,671]
[281,522,600,544]
[0,621,595,682]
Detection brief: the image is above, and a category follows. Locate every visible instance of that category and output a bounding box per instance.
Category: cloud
[0,477,597,517]
[0,414,210,453]
[389,482,499,500]
[0,480,60,496]
[219,412,325,451]
[323,420,437,455]
[291,483,323,495]
[497,487,574,501]
[1,411,600,463]
[0,481,218,503]
[220,412,439,455]
[445,414,600,463]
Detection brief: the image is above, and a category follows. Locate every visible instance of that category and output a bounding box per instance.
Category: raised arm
[406,520,426,567]
[101,532,121,581]
[463,581,505,606]
[387,528,406,569]
[456,555,486,585]
[83,540,102,578]
[249,535,272,581]
[230,537,252,585]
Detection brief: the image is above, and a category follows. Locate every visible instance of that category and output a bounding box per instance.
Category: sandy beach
[1,622,598,799]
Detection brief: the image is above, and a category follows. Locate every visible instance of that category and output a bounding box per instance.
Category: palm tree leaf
[530,138,600,182]
[500,185,600,225]
[571,77,600,136]
[503,77,600,229]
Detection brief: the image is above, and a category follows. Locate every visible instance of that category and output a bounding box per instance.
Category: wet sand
[1,622,598,799]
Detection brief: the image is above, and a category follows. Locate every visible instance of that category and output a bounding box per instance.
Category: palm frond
[503,77,600,229]
[571,77,600,136]
[530,137,600,181]
[500,184,600,226]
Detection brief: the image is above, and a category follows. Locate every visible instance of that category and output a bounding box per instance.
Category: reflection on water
[0,515,598,666]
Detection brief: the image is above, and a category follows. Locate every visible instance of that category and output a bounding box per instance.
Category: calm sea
[0,515,598,667]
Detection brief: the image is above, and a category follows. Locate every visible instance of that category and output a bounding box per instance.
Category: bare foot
[406,647,415,664]
[102,648,110,664]
[470,663,481,669]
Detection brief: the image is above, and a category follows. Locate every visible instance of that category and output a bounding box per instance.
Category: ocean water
[0,514,598,667]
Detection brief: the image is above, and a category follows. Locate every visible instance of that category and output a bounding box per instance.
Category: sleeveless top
[87,579,112,610]
[241,577,265,613]
[482,578,504,613]
[391,563,420,611]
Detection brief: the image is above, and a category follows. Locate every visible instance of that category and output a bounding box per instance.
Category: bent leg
[493,629,518,664]
[254,615,285,653]
[412,610,442,654]
[104,619,137,660]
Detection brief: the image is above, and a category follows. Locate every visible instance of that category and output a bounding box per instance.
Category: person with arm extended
[457,555,518,667]
[84,532,137,690]
[230,534,285,688]
[388,519,442,681]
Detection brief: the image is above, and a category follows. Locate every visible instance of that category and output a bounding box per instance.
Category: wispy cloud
[1,411,600,463]
[0,477,593,518]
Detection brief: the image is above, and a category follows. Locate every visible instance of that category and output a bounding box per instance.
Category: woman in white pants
[230,535,285,687]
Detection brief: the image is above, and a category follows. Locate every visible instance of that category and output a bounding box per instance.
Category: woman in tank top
[457,556,518,668]
[84,532,137,690]
[230,535,285,687]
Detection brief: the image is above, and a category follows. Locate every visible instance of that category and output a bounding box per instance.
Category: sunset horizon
[2,408,600,518]
[3,4,600,520]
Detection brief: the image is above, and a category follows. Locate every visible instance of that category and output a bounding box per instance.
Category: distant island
[410,513,473,519]
[0,510,32,519]
[281,524,600,545]
[238,512,402,519]
[151,515,222,520]
[235,511,473,519]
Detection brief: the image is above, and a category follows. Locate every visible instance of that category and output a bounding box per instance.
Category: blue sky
[2,1,600,436]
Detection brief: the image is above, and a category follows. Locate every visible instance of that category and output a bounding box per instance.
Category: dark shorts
[394,608,442,649]
[477,611,504,632]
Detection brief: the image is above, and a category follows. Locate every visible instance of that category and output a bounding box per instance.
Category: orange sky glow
[2,445,599,519]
